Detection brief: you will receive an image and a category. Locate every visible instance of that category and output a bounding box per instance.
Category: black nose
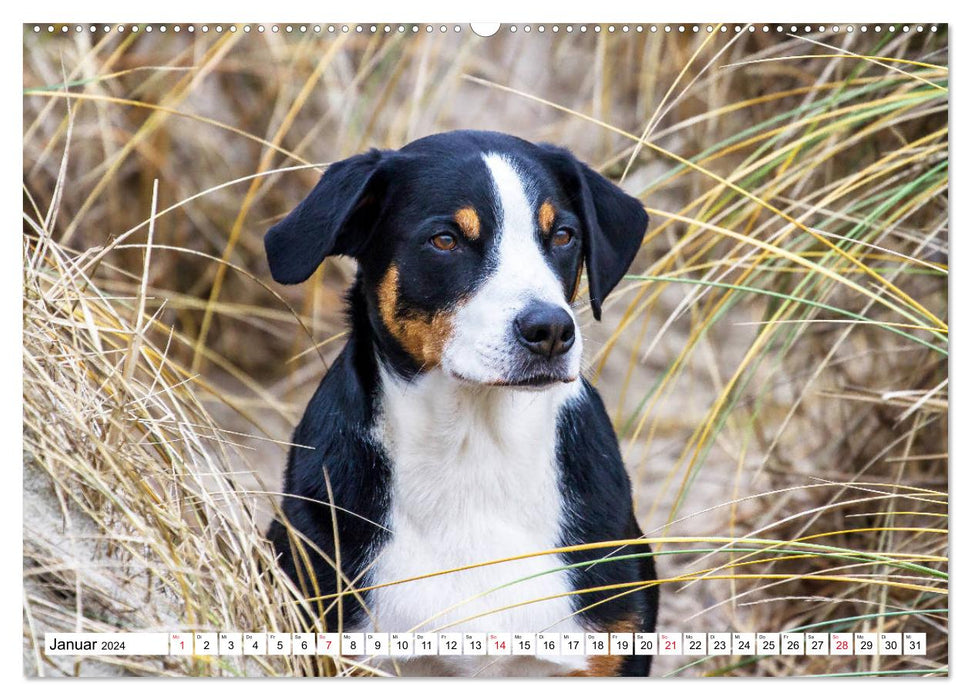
[514,303,576,358]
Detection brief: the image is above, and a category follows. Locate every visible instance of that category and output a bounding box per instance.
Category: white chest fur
[363,368,589,675]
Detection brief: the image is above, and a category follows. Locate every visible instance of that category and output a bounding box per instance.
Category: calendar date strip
[44,631,927,657]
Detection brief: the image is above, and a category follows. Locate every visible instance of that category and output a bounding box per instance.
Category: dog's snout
[514,304,576,358]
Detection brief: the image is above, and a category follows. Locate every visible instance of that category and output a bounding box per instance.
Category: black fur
[264,130,658,675]
[266,282,391,629]
[556,382,659,675]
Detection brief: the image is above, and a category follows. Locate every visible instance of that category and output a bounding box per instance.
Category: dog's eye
[551,228,574,247]
[430,233,458,251]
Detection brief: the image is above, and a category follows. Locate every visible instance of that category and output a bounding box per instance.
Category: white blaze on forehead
[481,152,564,301]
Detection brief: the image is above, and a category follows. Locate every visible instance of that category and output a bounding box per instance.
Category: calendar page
[22,10,948,683]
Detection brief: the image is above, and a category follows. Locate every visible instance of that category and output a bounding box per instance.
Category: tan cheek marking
[378,264,401,332]
[378,264,456,367]
[538,199,556,234]
[396,314,454,367]
[454,206,480,240]
[561,615,640,677]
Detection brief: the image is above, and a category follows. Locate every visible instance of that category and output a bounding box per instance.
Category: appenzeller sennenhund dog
[264,130,658,676]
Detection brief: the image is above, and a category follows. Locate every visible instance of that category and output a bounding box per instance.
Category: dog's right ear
[264,149,389,285]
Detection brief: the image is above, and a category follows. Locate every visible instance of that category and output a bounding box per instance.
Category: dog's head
[265,130,647,388]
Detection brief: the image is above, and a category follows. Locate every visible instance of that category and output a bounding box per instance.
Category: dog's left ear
[539,144,648,320]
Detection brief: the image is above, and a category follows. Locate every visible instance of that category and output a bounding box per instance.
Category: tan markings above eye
[538,200,556,234]
[551,228,574,247]
[431,233,458,251]
[454,206,480,240]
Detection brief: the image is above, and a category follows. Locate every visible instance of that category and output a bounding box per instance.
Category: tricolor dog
[265,130,658,676]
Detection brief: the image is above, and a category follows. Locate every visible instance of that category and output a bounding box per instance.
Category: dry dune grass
[23,23,947,677]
